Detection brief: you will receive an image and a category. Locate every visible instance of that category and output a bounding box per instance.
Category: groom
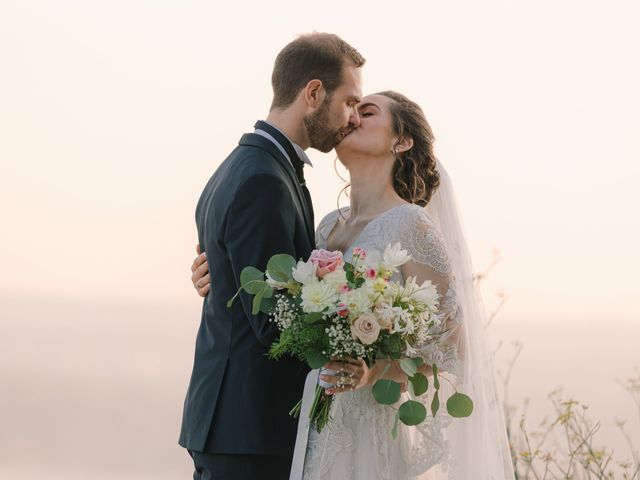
[179,33,364,479]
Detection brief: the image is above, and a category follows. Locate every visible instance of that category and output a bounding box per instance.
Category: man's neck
[265,109,310,150]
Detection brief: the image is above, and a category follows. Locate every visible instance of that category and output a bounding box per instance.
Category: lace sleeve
[399,208,463,374]
[314,208,346,249]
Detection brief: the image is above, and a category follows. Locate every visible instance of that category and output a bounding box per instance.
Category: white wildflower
[382,242,412,269]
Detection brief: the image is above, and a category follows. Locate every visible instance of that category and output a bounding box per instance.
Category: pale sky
[1,0,639,324]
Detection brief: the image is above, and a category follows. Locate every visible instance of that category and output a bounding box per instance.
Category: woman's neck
[346,162,406,222]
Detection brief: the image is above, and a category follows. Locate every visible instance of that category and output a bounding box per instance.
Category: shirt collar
[255,120,313,168]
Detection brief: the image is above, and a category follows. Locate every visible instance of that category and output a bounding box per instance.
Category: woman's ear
[393,136,414,153]
[304,79,326,109]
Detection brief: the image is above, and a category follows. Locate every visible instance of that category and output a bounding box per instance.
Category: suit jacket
[179,129,314,455]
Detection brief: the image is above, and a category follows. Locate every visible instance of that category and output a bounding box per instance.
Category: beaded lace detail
[303,204,463,480]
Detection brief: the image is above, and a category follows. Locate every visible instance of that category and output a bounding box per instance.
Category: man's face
[304,64,363,153]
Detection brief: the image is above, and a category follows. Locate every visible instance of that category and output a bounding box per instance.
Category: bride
[191,91,514,479]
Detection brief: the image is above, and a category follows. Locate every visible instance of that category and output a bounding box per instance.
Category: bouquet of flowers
[228,243,473,434]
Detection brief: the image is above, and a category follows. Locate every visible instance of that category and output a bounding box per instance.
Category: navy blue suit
[179,122,314,479]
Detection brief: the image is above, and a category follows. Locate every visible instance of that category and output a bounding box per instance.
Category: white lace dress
[302,204,463,480]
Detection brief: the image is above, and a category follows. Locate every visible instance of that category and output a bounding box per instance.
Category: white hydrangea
[300,281,339,313]
[339,285,374,316]
[292,259,317,285]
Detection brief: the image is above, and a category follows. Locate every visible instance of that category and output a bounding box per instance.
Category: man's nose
[349,109,361,128]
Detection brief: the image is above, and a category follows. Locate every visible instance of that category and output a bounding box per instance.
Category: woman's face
[335,94,397,165]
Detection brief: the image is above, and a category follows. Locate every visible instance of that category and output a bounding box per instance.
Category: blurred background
[1,0,638,478]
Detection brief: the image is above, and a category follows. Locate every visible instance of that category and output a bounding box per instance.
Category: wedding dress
[301,165,515,480]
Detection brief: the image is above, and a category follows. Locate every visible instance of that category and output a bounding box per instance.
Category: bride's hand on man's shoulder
[191,243,210,297]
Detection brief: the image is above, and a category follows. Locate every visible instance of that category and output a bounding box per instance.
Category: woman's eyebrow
[358,102,380,111]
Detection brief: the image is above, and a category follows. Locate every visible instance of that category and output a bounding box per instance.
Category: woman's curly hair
[377,91,440,206]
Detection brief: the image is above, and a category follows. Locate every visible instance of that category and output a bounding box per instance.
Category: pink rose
[353,247,367,259]
[350,312,381,345]
[309,249,344,279]
[340,284,351,294]
[336,302,349,318]
[365,268,377,279]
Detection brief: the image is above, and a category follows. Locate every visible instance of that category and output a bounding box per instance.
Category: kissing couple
[179,32,514,480]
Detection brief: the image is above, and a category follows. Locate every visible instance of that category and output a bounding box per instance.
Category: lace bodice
[303,204,464,480]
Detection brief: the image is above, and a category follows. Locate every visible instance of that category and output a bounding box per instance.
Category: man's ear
[394,136,414,153]
[303,79,326,109]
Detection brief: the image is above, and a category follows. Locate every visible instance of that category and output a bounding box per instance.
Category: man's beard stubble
[303,101,343,153]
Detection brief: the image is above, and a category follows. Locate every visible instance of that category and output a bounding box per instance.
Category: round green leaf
[372,379,402,405]
[409,372,429,396]
[259,296,277,314]
[400,358,418,377]
[240,267,266,294]
[398,400,427,426]
[267,254,296,282]
[306,350,330,369]
[446,392,474,418]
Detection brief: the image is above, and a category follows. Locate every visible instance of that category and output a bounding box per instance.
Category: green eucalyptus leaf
[446,392,474,418]
[267,254,296,282]
[433,365,440,390]
[372,379,402,405]
[391,411,400,439]
[431,391,440,417]
[306,350,330,369]
[400,358,418,377]
[304,312,325,324]
[409,373,429,396]
[252,284,274,315]
[399,400,427,426]
[240,267,266,294]
[259,296,277,314]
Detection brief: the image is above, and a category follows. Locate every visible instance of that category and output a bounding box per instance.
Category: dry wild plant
[477,251,640,479]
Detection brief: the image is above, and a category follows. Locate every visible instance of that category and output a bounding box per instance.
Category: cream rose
[350,312,381,345]
[374,302,394,331]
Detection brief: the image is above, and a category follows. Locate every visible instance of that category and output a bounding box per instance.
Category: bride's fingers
[191,261,210,288]
[191,252,206,272]
[195,273,210,289]
[197,275,211,297]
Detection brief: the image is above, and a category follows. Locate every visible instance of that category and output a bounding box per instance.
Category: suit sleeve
[224,172,297,347]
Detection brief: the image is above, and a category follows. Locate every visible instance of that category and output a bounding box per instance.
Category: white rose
[301,281,339,313]
[350,312,381,345]
[382,242,412,268]
[323,269,348,291]
[292,260,318,285]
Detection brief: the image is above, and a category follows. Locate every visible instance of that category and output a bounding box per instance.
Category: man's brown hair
[270,33,365,110]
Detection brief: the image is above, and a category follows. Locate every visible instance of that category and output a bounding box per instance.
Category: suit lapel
[238,133,315,244]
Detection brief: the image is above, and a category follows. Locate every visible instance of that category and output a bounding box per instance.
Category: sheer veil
[419,161,515,479]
